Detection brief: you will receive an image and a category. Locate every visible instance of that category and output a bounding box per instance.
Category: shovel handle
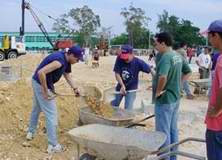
[126,114,155,128]
[114,89,140,95]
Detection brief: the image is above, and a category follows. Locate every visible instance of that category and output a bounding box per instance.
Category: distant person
[153,32,191,160]
[111,44,152,110]
[149,49,157,61]
[187,47,194,63]
[177,42,188,60]
[148,49,157,68]
[26,45,83,153]
[205,19,222,160]
[92,49,100,68]
[197,46,202,57]
[196,46,211,79]
[176,42,194,99]
[84,46,90,65]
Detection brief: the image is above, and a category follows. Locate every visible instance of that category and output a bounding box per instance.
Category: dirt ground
[0,54,208,160]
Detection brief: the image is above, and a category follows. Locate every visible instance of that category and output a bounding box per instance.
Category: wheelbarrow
[79,107,155,128]
[68,124,206,160]
[189,79,211,95]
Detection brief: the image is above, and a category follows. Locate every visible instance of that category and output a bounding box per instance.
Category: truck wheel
[7,51,17,59]
[0,51,5,61]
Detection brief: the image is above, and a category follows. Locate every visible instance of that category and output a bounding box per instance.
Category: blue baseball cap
[120,44,133,60]
[208,20,222,33]
[68,45,84,61]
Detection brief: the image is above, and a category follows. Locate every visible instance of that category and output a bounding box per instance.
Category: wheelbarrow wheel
[79,153,96,160]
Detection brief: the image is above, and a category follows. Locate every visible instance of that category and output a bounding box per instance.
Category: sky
[1,0,222,36]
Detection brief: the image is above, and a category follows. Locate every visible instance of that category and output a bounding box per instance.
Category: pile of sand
[86,96,114,118]
[0,54,105,159]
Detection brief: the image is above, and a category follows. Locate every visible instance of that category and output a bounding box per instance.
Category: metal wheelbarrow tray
[68,124,166,160]
[69,124,206,160]
[79,107,137,126]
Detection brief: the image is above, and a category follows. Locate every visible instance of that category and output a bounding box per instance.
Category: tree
[111,33,128,45]
[157,10,169,32]
[53,5,100,46]
[157,10,205,46]
[121,4,150,47]
[111,29,151,49]
[52,14,73,35]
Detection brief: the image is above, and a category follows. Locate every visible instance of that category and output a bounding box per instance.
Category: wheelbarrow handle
[126,114,155,128]
[155,137,206,155]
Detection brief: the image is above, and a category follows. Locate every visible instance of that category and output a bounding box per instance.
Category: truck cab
[0,35,26,61]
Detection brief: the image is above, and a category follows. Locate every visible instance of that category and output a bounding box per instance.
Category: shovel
[48,92,87,100]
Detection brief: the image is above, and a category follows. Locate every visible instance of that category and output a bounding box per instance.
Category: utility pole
[20,0,25,42]
[148,31,151,49]
[147,18,152,49]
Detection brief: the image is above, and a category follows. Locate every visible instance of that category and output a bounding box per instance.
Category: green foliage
[157,10,205,46]
[111,33,128,45]
[120,4,151,48]
[53,5,100,46]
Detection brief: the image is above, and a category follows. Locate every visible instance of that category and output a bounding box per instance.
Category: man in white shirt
[84,47,90,65]
[196,46,212,79]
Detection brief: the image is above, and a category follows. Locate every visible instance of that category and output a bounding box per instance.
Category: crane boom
[24,2,55,49]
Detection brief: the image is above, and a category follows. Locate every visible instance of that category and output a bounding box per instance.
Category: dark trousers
[199,68,210,79]
[206,129,222,160]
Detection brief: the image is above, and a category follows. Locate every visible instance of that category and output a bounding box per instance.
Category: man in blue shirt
[111,44,152,110]
[26,45,84,153]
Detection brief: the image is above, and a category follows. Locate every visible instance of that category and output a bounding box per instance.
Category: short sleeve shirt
[205,54,222,131]
[154,51,191,104]
[33,51,71,91]
[113,56,151,91]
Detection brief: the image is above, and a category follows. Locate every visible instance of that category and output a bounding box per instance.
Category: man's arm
[38,61,62,99]
[215,88,222,110]
[196,60,200,66]
[208,87,222,117]
[182,57,192,81]
[150,68,156,77]
[196,55,201,67]
[155,75,167,98]
[115,73,124,87]
[182,72,191,81]
[208,60,212,70]
[63,73,77,89]
[155,56,171,98]
[63,73,80,96]
[115,73,126,95]
[113,57,126,95]
[208,63,222,117]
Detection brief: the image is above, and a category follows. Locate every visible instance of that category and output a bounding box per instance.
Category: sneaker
[26,132,34,141]
[47,144,64,154]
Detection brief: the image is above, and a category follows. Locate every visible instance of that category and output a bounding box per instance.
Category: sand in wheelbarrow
[86,96,115,118]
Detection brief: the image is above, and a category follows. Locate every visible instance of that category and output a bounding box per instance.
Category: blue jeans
[206,129,222,160]
[155,101,180,160]
[28,79,58,146]
[111,91,136,110]
[182,80,191,96]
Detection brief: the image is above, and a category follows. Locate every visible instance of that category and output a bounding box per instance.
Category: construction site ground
[0,53,208,160]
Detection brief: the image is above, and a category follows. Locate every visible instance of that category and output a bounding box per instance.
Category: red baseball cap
[119,44,133,60]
